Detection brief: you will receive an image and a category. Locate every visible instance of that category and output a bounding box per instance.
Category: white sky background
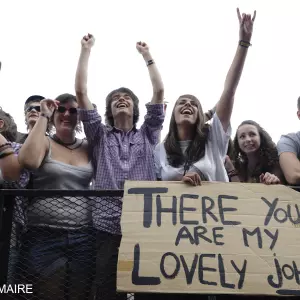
[0,0,299,143]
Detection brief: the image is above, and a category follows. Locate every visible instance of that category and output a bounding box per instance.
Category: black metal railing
[1,187,299,300]
[0,189,133,300]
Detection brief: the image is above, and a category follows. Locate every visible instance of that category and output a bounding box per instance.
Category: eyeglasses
[26,106,40,113]
[57,106,77,114]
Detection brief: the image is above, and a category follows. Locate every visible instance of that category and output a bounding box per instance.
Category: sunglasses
[57,106,77,114]
[26,105,40,113]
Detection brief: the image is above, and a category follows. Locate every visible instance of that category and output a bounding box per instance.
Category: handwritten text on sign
[117,181,300,296]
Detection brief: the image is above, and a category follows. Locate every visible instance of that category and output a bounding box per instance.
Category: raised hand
[237,8,256,42]
[259,172,280,185]
[40,99,59,118]
[136,41,150,56]
[182,172,202,186]
[81,33,95,50]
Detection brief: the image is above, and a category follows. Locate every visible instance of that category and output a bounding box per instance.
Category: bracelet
[0,151,14,159]
[0,142,12,151]
[239,40,252,48]
[227,169,239,178]
[147,59,154,66]
[40,113,50,122]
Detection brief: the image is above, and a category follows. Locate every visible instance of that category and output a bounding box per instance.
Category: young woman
[1,94,95,300]
[154,9,256,187]
[232,120,284,184]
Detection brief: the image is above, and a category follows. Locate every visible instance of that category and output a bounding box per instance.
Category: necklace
[51,134,83,150]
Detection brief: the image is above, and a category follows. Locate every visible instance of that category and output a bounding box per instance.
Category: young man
[277,96,300,185]
[16,95,45,143]
[75,34,165,299]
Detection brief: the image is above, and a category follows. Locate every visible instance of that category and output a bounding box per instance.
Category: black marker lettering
[128,187,168,228]
[218,254,235,289]
[268,257,283,288]
[198,254,217,286]
[231,259,247,289]
[156,195,177,227]
[180,194,199,225]
[160,252,180,279]
[242,227,262,249]
[218,195,240,225]
[180,254,198,284]
[212,227,224,246]
[261,197,279,226]
[194,226,212,245]
[264,228,279,251]
[132,244,161,285]
[202,196,218,223]
[175,226,195,246]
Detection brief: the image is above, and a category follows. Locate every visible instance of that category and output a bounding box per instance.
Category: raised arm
[204,104,217,122]
[216,8,256,131]
[18,99,57,169]
[136,42,164,104]
[75,34,95,110]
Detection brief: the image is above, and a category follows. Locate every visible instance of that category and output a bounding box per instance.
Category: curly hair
[0,107,17,142]
[233,120,279,182]
[164,94,210,168]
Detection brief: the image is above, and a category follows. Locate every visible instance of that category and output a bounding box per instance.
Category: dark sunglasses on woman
[57,106,77,114]
[26,106,41,113]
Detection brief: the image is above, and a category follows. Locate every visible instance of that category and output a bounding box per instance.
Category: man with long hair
[75,34,165,299]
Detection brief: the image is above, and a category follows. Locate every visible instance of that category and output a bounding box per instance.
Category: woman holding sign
[154,8,256,187]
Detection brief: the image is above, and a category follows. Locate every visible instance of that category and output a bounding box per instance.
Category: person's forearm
[217,44,249,129]
[143,52,164,104]
[18,116,48,169]
[75,48,94,110]
[0,134,21,181]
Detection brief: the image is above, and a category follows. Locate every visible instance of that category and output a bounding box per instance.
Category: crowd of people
[0,7,297,300]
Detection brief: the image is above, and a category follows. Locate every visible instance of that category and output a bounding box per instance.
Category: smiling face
[25,101,41,129]
[237,124,261,154]
[110,92,134,121]
[174,96,199,126]
[53,100,78,134]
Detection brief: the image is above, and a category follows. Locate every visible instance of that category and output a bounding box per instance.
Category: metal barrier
[0,189,135,300]
[1,187,299,300]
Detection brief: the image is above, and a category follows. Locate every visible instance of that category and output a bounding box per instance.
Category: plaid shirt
[79,103,164,234]
[1,142,30,189]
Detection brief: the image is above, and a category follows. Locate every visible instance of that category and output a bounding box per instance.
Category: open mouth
[117,103,127,108]
[29,114,39,118]
[181,108,193,115]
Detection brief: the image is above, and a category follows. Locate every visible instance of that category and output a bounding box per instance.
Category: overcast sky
[0,0,299,143]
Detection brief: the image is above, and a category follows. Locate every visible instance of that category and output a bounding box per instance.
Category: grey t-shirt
[277,132,300,157]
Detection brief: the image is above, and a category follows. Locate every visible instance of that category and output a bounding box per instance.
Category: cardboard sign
[117,181,300,296]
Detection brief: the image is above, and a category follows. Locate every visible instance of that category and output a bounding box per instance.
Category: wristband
[239,40,252,48]
[147,59,154,66]
[227,169,239,178]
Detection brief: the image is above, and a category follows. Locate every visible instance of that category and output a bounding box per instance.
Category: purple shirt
[1,142,30,189]
[79,103,164,234]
